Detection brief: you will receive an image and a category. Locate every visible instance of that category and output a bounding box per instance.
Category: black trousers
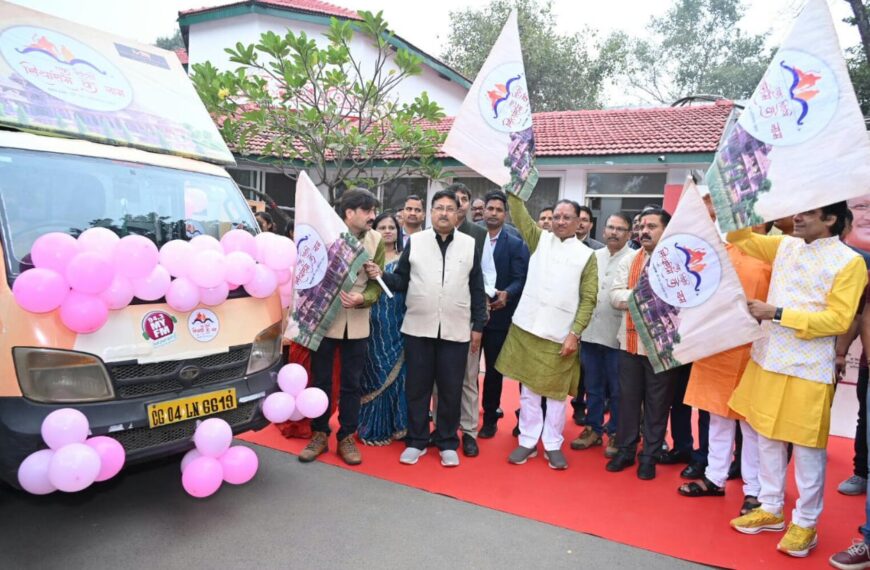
[615,351,688,463]
[404,335,468,451]
[855,366,869,477]
[310,336,368,441]
[481,327,509,426]
[670,365,709,464]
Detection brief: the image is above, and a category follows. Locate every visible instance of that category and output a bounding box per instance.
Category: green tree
[441,0,625,111]
[190,11,446,203]
[154,29,184,51]
[845,1,870,117]
[624,0,769,104]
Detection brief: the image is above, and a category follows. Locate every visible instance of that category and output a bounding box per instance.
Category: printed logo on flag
[648,234,722,308]
[0,26,133,112]
[478,62,532,133]
[740,50,838,146]
[294,223,328,290]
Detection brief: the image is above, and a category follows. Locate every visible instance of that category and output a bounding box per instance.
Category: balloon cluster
[17,408,125,494]
[262,363,329,423]
[13,228,297,334]
[180,418,258,498]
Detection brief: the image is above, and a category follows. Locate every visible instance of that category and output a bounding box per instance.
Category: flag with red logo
[442,10,538,200]
[707,0,870,231]
[629,182,762,372]
[291,172,368,351]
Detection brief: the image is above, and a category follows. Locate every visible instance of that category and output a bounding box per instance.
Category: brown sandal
[678,477,725,497]
[740,495,761,515]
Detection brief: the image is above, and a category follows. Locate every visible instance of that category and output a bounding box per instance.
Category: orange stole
[624,250,648,354]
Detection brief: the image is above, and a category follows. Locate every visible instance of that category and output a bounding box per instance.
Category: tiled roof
[180,0,360,20]
[232,100,734,161]
[174,48,189,64]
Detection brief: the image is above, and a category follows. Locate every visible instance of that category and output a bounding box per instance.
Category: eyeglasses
[605,225,630,233]
[432,205,457,214]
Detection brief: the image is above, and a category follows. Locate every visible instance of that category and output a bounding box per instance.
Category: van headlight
[13,348,114,403]
[246,321,283,375]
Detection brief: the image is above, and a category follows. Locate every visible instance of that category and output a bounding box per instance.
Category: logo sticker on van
[142,311,178,347]
[188,309,219,342]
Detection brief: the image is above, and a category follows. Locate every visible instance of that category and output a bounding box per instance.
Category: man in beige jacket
[299,188,384,466]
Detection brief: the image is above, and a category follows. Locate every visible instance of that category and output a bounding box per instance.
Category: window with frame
[586,172,667,195]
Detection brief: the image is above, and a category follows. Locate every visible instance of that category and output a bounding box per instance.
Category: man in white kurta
[727,204,866,558]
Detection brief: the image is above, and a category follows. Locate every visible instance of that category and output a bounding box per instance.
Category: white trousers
[757,434,827,528]
[739,420,761,497]
[518,385,566,451]
[704,413,735,488]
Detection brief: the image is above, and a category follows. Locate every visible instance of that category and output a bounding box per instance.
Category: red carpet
[240,379,862,569]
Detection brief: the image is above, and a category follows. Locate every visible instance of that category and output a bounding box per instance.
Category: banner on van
[0,1,234,165]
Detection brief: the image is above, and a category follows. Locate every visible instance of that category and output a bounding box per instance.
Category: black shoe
[637,462,656,480]
[461,434,479,457]
[606,453,635,472]
[658,448,692,465]
[478,423,497,439]
[727,460,741,480]
[512,424,520,437]
[572,410,586,426]
[680,462,706,480]
[495,408,504,419]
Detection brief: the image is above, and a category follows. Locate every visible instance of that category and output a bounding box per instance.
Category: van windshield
[0,148,257,277]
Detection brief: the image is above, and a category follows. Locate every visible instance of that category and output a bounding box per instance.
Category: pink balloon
[219,446,259,485]
[262,392,295,423]
[190,235,223,253]
[200,282,229,306]
[275,269,293,285]
[243,265,278,299]
[159,240,193,278]
[31,233,80,274]
[165,277,200,312]
[17,449,56,495]
[182,456,224,498]
[228,282,241,291]
[133,265,171,301]
[277,363,308,396]
[86,436,125,482]
[41,408,90,450]
[296,388,329,419]
[254,232,277,264]
[12,268,69,313]
[263,236,297,272]
[288,407,305,421]
[66,252,115,294]
[220,229,257,257]
[224,251,256,286]
[189,250,226,289]
[114,235,159,279]
[278,279,294,295]
[193,418,233,458]
[180,448,202,473]
[48,443,101,492]
[77,227,120,257]
[100,275,135,310]
[280,292,293,309]
[60,291,110,334]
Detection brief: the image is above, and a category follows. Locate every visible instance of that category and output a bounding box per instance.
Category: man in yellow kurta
[727,203,867,559]
[495,194,598,470]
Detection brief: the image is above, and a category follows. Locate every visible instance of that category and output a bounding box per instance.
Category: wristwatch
[772,307,783,324]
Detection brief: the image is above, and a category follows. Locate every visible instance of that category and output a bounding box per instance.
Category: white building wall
[186,14,467,114]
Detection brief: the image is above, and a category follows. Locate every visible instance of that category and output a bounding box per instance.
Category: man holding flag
[727,203,866,558]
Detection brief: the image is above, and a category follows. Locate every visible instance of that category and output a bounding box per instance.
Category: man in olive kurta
[496,193,598,470]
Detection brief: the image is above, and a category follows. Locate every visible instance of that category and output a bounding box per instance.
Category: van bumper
[0,362,280,489]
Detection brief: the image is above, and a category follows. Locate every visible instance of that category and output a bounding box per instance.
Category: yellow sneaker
[776,523,818,558]
[730,508,785,534]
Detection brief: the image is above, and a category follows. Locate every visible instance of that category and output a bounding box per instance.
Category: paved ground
[0,443,712,570]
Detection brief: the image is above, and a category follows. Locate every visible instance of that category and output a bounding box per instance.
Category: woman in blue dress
[358,212,408,445]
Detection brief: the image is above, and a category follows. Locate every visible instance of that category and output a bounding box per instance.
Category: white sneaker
[838,475,868,495]
[399,447,427,465]
[440,449,460,467]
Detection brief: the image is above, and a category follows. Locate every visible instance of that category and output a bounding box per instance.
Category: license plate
[147,388,237,428]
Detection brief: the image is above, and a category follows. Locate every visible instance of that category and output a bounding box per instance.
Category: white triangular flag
[707,0,870,231]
